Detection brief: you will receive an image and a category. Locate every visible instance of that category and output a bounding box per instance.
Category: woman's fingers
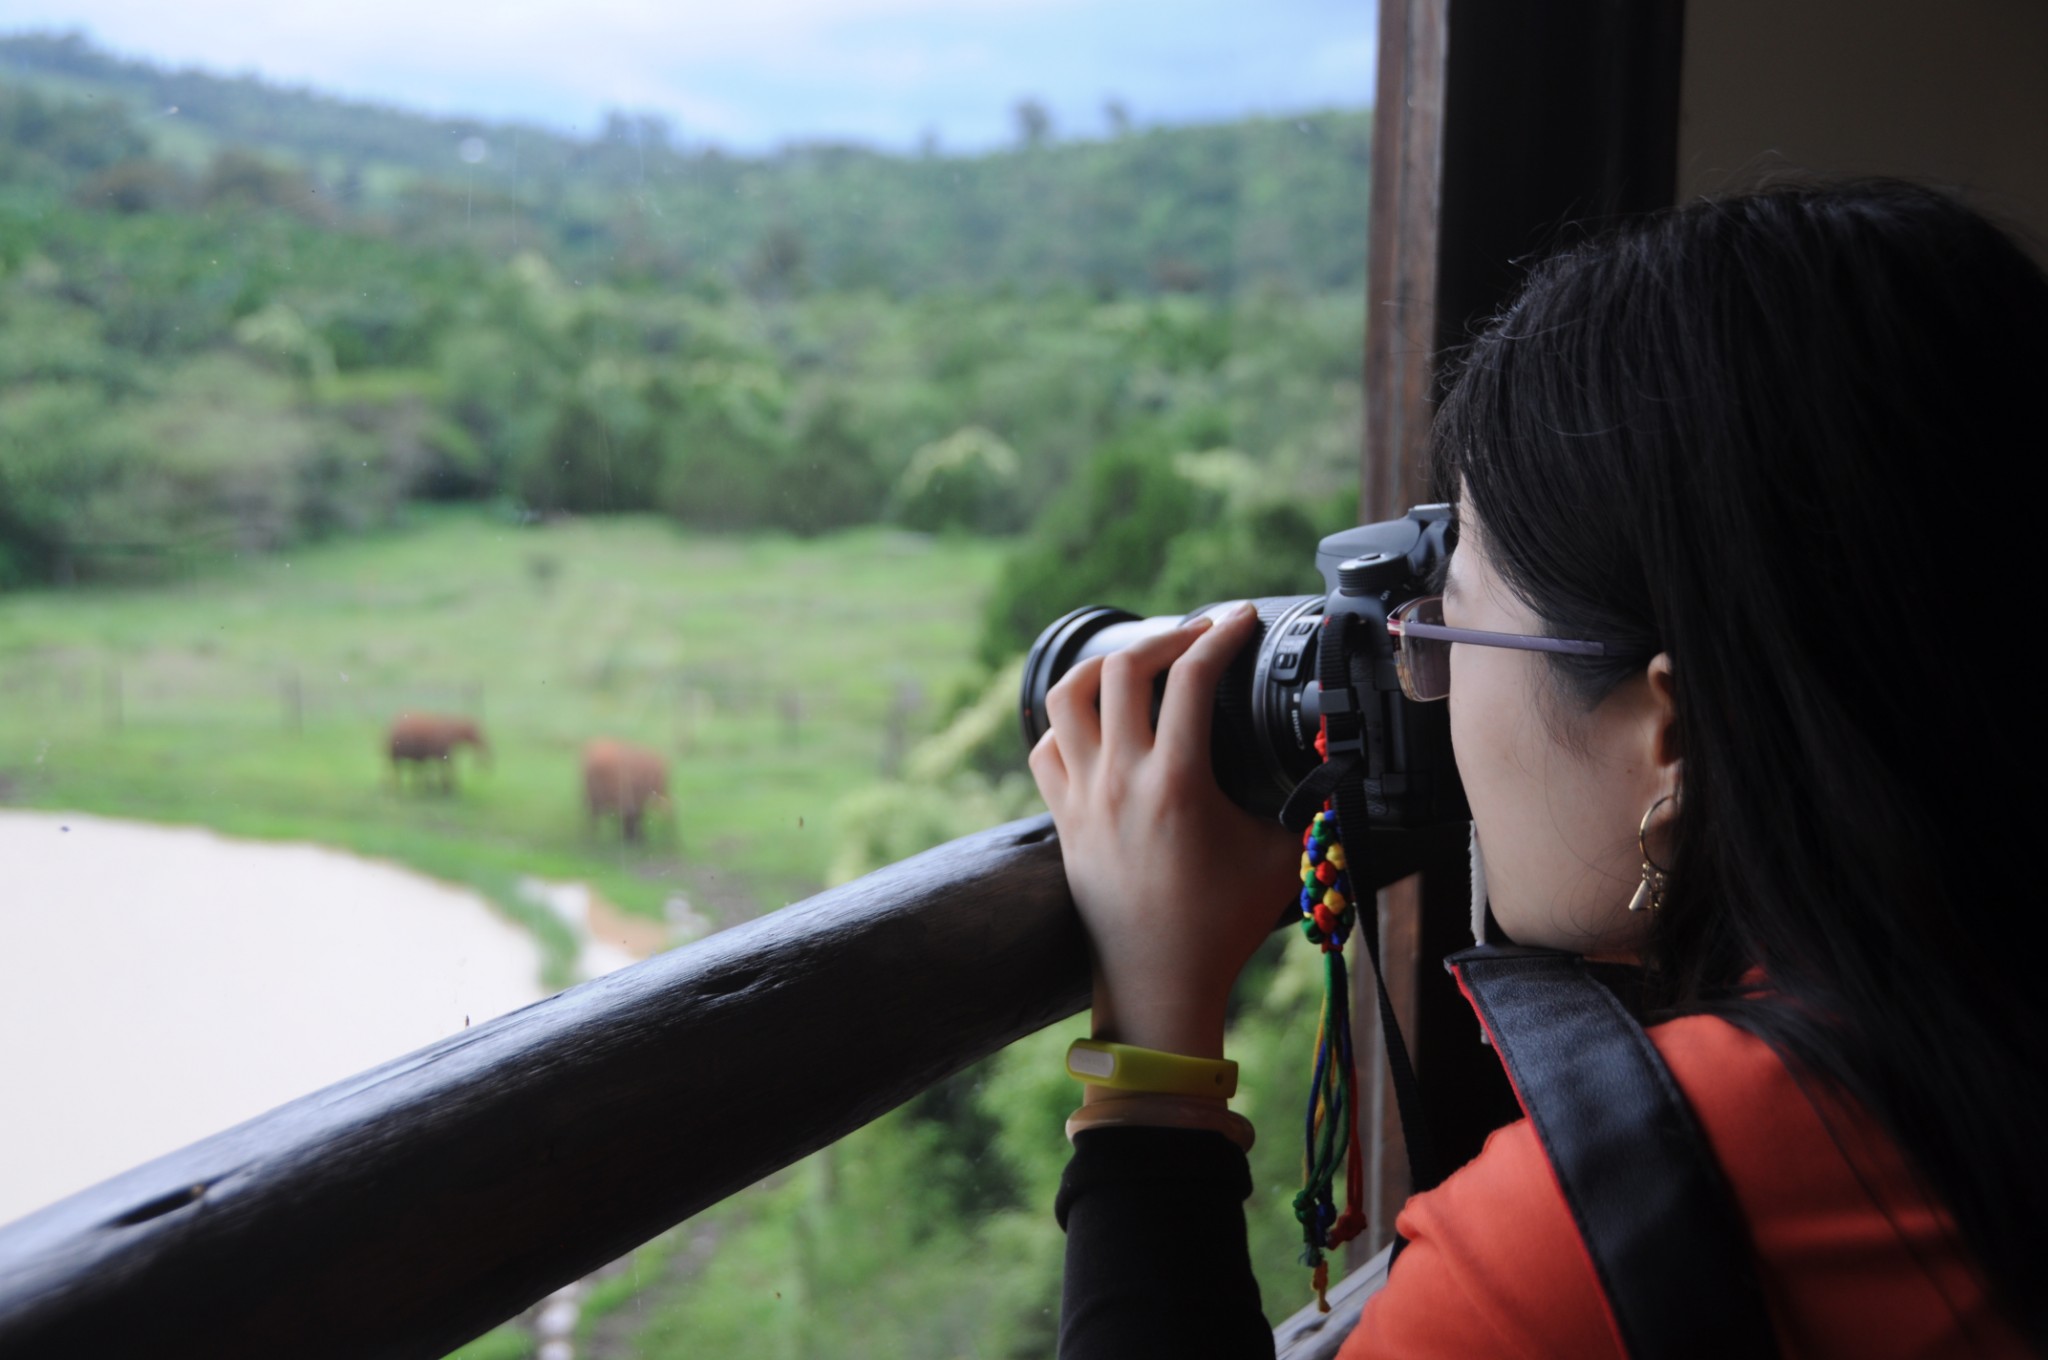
[1044,654,1105,771]
[1027,728,1068,805]
[1098,615,1214,758]
[1155,602,1260,772]
[1046,610,1242,785]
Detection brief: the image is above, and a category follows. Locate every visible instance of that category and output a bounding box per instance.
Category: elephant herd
[384,712,671,843]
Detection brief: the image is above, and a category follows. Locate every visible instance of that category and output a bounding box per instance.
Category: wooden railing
[0,813,1376,1357]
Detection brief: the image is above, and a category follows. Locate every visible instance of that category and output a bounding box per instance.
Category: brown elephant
[582,738,672,844]
[387,713,490,793]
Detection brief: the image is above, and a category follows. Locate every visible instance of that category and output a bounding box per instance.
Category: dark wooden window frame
[1355,0,1685,1265]
[0,4,1683,1353]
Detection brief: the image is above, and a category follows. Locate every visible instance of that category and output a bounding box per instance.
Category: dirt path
[0,810,550,1228]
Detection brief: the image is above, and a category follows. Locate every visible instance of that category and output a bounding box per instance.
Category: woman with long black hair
[1031,181,2045,1356]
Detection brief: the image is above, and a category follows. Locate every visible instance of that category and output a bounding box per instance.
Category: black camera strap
[1284,610,1443,1197]
[1447,945,1780,1360]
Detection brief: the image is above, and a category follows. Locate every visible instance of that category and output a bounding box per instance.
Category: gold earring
[1628,795,1675,913]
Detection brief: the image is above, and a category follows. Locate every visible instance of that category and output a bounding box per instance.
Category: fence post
[880,689,906,777]
[780,691,803,751]
[878,681,926,777]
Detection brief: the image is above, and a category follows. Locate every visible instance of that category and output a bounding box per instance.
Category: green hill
[1,30,1371,299]
[1,33,1369,603]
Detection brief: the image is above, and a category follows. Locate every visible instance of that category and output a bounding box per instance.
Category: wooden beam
[1361,0,1448,527]
[1357,0,1450,1258]
[0,817,1082,1359]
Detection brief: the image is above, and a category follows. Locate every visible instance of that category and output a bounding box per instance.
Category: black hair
[1433,180,2047,1345]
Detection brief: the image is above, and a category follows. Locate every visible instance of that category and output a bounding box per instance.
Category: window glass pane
[0,5,1373,1350]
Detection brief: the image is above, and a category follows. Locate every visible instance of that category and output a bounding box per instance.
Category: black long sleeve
[1055,1126,1276,1359]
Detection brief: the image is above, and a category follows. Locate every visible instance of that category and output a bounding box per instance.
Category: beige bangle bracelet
[1065,1093,1256,1151]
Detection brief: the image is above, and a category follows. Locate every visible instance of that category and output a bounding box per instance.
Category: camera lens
[1018,596,1328,819]
[1019,508,1470,834]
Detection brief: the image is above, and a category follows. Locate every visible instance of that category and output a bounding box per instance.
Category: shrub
[778,391,888,535]
[656,363,793,527]
[889,425,1025,534]
[514,393,661,514]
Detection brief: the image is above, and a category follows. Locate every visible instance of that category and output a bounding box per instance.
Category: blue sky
[0,0,1378,151]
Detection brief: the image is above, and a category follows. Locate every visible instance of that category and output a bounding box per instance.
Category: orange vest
[1343,1015,2026,1357]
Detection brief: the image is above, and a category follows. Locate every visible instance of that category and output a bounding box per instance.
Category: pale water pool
[0,810,557,1227]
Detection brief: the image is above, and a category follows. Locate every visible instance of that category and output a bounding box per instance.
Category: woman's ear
[1646,651,1682,805]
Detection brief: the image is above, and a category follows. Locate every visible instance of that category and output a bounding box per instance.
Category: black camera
[1018,504,1469,834]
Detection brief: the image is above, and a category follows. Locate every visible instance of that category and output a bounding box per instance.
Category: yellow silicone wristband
[1065,1039,1238,1098]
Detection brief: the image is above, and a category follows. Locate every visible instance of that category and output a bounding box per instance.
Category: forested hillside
[2,34,1369,630]
[1,31,1370,298]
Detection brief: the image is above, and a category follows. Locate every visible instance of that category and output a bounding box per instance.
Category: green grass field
[0,509,1005,977]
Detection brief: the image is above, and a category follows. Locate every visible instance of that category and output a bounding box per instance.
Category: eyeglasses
[1385,595,1611,702]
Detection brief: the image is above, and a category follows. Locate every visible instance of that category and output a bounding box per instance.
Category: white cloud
[5,0,1077,76]
[4,0,1087,138]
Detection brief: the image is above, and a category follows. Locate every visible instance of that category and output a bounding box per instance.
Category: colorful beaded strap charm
[1292,723,1369,1311]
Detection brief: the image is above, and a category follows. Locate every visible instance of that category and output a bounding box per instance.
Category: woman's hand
[1028,603,1304,1062]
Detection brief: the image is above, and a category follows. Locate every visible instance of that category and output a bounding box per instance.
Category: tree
[201,149,327,222]
[1013,99,1053,150]
[889,426,1025,534]
[747,225,808,298]
[515,395,644,513]
[781,392,887,535]
[73,159,186,214]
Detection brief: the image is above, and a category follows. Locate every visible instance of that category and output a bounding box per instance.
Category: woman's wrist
[1088,971,1228,1061]
[1072,977,1247,1138]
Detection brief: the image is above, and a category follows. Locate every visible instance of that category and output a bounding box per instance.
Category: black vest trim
[1446,945,1780,1360]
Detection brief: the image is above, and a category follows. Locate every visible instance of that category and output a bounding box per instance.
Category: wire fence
[0,655,925,769]
[0,657,482,737]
